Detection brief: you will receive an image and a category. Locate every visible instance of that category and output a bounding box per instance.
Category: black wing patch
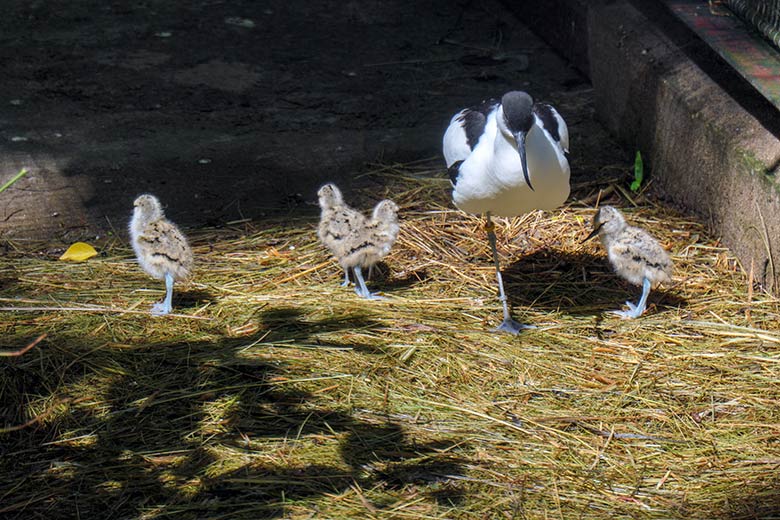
[447,160,464,186]
[457,98,498,150]
[533,103,561,144]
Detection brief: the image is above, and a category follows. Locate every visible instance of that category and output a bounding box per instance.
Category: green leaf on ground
[630,151,643,193]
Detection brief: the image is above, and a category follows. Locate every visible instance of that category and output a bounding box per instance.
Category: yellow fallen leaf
[59,242,98,262]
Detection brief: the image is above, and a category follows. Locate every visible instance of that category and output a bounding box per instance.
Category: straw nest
[1,161,778,519]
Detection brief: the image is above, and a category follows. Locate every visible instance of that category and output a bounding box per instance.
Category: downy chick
[584,205,672,318]
[317,183,400,299]
[340,199,400,299]
[130,194,193,315]
[317,183,366,287]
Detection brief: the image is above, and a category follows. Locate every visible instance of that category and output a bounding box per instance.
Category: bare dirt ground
[0,0,625,242]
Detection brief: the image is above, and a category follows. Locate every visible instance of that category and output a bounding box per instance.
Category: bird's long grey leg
[485,213,531,334]
[341,267,351,287]
[152,272,175,315]
[614,277,651,319]
[353,265,383,300]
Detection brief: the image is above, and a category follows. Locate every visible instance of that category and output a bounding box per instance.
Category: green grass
[1,164,779,519]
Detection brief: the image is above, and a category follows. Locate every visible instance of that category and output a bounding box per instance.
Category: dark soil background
[0,0,626,241]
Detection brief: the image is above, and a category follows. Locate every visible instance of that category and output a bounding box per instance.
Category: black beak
[515,131,533,191]
[581,223,604,244]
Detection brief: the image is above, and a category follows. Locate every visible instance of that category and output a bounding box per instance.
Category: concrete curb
[506,0,780,291]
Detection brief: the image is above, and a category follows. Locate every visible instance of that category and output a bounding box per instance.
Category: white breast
[452,117,570,217]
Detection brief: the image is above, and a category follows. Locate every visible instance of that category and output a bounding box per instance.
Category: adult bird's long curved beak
[515,131,533,191]
[581,224,603,243]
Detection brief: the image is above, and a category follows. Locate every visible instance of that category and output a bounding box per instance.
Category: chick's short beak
[581,223,603,244]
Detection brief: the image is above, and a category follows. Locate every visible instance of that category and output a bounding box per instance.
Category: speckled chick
[130,194,193,315]
[587,205,672,318]
[317,183,367,287]
[340,199,400,299]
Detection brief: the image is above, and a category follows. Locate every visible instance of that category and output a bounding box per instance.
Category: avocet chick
[130,194,193,315]
[317,183,367,287]
[342,199,400,299]
[584,205,672,319]
[317,184,400,299]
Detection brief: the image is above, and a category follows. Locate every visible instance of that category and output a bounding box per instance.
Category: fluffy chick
[317,183,400,299]
[130,194,193,315]
[317,183,367,287]
[341,199,400,298]
[585,205,672,318]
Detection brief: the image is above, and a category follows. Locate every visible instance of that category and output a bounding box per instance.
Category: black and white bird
[129,194,194,316]
[443,90,570,333]
[583,205,672,319]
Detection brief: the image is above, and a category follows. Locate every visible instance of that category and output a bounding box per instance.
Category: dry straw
[1,162,778,519]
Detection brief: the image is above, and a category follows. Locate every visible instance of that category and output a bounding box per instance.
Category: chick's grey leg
[353,265,383,300]
[613,277,652,319]
[152,272,175,315]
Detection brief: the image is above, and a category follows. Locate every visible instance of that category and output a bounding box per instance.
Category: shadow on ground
[0,313,466,519]
[257,305,392,355]
[365,262,430,294]
[173,287,219,310]
[720,488,780,520]
[500,249,685,316]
